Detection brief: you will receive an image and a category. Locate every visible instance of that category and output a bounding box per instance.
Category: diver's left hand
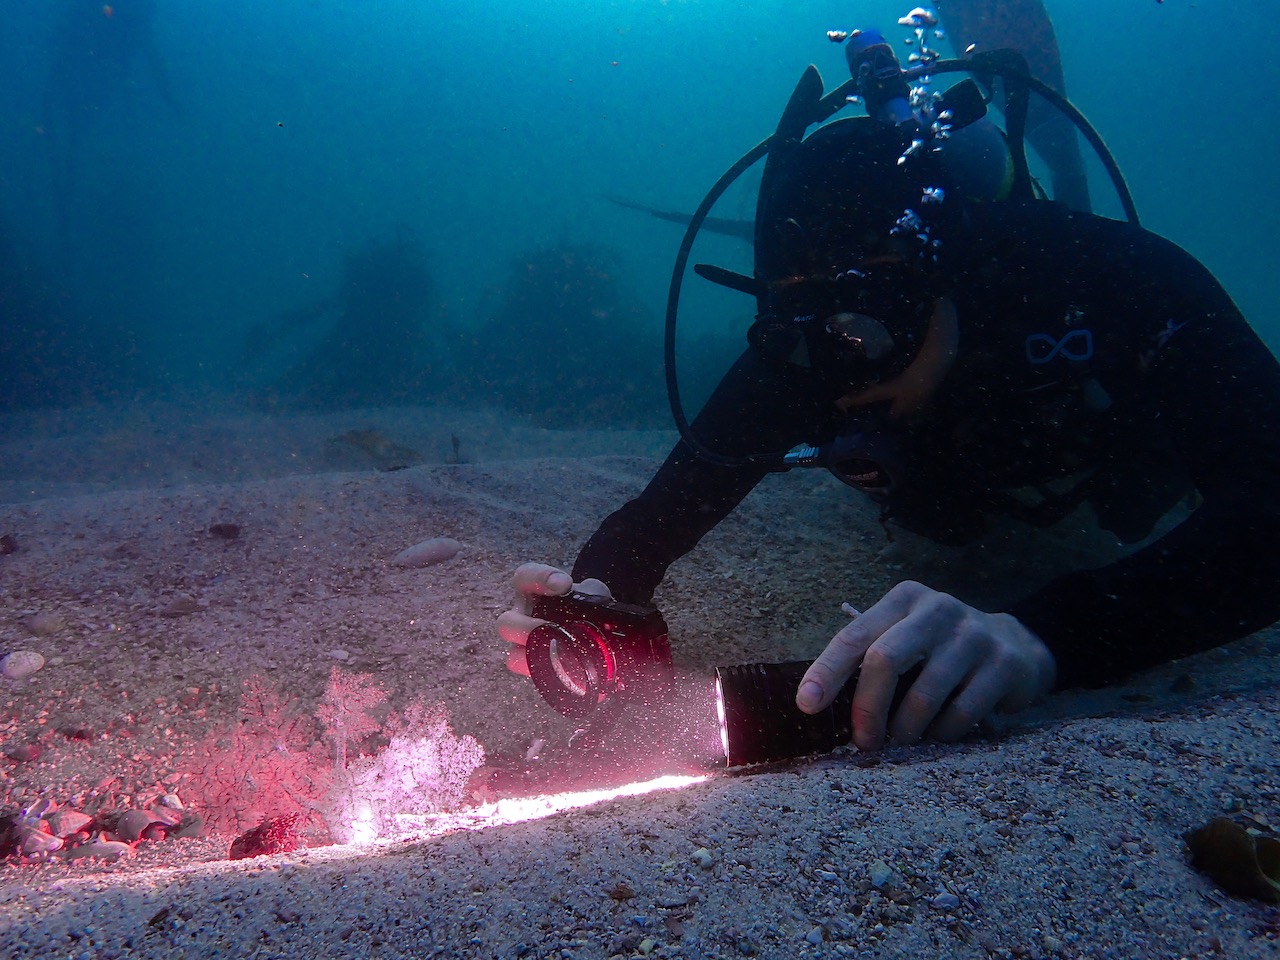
[795,580,1056,750]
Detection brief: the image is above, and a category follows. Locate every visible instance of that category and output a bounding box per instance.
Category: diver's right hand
[496,563,613,676]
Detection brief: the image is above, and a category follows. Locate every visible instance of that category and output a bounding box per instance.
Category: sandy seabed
[0,398,1278,959]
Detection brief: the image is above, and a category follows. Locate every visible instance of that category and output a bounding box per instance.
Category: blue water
[1,1,1275,413]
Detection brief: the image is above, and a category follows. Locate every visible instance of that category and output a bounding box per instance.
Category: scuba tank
[664,19,1138,481]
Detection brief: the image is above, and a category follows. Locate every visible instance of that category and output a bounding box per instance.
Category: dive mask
[750,261,933,394]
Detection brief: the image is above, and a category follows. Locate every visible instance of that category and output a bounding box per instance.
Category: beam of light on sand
[469,773,708,827]
[36,774,715,880]
[368,773,710,846]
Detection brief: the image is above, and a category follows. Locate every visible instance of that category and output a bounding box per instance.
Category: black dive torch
[714,660,857,768]
[528,593,882,768]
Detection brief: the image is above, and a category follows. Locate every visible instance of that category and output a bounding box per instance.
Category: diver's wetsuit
[572,201,1280,690]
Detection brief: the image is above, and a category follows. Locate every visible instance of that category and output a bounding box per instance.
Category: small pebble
[159,597,201,618]
[1,650,46,680]
[691,847,714,869]
[24,612,64,636]
[806,926,825,945]
[392,537,462,568]
[930,892,961,910]
[868,859,892,888]
[5,743,41,762]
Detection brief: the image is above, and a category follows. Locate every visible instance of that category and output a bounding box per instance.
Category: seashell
[1,650,45,680]
[392,537,463,568]
[114,809,157,843]
[47,810,94,838]
[1185,816,1280,903]
[17,825,62,855]
[57,836,133,862]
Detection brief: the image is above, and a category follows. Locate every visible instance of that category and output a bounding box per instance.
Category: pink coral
[317,667,388,770]
[323,697,485,842]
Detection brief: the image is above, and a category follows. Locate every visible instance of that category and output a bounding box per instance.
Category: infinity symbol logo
[1025,329,1094,365]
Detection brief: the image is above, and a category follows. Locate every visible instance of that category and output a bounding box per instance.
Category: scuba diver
[497,17,1280,753]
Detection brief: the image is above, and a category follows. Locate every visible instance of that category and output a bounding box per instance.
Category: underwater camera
[527,592,675,723]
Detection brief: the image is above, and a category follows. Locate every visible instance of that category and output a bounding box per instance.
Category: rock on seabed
[392,537,463,568]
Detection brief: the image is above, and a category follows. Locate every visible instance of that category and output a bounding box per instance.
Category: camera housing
[527,591,674,720]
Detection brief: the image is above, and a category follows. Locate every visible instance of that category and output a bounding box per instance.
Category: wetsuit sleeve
[571,348,818,604]
[1007,235,1280,688]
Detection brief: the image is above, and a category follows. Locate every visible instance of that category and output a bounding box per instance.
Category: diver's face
[824,310,897,366]
[835,296,959,419]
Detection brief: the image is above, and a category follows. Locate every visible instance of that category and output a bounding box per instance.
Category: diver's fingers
[497,609,542,647]
[887,635,980,745]
[506,646,531,677]
[796,583,919,714]
[848,583,955,750]
[926,671,999,743]
[513,563,574,599]
[574,577,613,599]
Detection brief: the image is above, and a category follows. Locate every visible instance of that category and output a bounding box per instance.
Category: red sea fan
[184,676,331,837]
